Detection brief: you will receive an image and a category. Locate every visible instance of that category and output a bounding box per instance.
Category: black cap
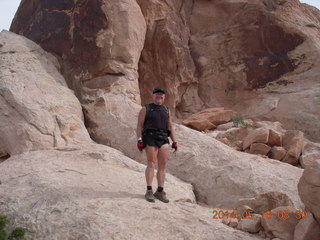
[152,87,166,94]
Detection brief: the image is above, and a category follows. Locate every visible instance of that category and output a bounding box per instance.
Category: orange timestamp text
[212,209,308,220]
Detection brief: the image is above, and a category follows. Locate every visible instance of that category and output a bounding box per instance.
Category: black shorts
[143,131,169,148]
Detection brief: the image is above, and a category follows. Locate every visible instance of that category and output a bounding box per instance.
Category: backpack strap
[144,103,151,122]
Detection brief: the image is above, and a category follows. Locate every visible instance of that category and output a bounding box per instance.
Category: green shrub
[0,215,25,240]
[231,115,252,128]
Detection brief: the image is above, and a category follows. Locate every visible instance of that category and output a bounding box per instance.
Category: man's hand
[172,142,178,152]
[137,139,145,151]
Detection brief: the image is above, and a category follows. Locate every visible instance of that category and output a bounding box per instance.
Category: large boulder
[299,140,320,168]
[166,125,303,208]
[294,213,320,240]
[10,0,147,157]
[282,130,304,165]
[182,107,237,131]
[236,192,294,214]
[261,206,300,240]
[0,31,91,155]
[298,159,320,223]
[0,145,262,240]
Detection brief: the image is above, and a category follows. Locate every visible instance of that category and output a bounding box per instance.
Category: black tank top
[143,103,169,131]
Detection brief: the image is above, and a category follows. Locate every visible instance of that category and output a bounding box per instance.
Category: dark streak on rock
[243,24,304,89]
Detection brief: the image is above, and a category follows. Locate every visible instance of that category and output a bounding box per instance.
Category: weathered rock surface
[0,146,262,240]
[300,140,320,168]
[294,212,320,240]
[0,26,303,214]
[136,0,203,116]
[237,192,294,214]
[298,159,320,223]
[11,0,320,142]
[182,107,236,131]
[0,31,91,155]
[249,143,271,155]
[8,0,308,211]
[237,214,262,233]
[261,206,300,240]
[216,127,249,151]
[243,128,270,150]
[269,146,287,161]
[167,125,303,208]
[188,0,320,142]
[10,0,146,158]
[267,129,282,147]
[282,130,304,165]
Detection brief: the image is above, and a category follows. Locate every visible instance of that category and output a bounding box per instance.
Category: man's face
[153,92,165,104]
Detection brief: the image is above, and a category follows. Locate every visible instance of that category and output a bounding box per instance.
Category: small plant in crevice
[0,215,26,240]
[231,115,252,128]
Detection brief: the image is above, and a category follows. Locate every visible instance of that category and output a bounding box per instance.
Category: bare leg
[156,143,169,188]
[145,146,158,187]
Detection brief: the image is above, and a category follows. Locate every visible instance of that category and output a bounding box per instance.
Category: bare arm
[136,106,146,139]
[168,111,176,142]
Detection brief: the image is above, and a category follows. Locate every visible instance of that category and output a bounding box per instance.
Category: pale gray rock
[0,145,262,240]
[238,214,262,233]
[0,31,92,155]
[261,206,300,240]
[298,159,320,223]
[293,212,320,240]
[237,192,294,214]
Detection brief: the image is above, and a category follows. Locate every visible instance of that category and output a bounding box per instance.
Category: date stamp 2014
[212,209,308,220]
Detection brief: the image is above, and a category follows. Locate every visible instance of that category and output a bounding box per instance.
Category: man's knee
[147,159,157,168]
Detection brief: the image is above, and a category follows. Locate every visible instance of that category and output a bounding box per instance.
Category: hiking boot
[154,191,169,203]
[145,190,155,202]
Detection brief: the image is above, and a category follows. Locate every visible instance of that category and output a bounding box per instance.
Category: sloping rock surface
[0,31,91,156]
[0,145,262,240]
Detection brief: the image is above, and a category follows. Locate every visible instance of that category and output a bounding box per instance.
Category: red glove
[172,142,178,152]
[137,140,145,151]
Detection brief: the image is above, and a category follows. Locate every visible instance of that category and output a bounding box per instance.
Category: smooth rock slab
[0,144,262,240]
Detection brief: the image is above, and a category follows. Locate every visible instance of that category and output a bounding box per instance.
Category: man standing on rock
[136,87,178,203]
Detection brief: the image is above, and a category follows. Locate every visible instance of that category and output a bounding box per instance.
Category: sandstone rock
[216,127,249,150]
[167,125,303,209]
[0,138,8,158]
[190,0,320,142]
[236,205,254,221]
[222,215,231,225]
[237,192,294,214]
[136,0,203,117]
[0,31,91,155]
[182,108,237,131]
[253,121,285,134]
[298,159,320,223]
[182,119,216,131]
[282,130,304,165]
[243,128,270,150]
[269,146,287,161]
[238,214,262,233]
[299,140,320,168]
[267,129,283,146]
[229,218,239,228]
[261,206,300,240]
[249,143,271,156]
[12,0,320,142]
[0,145,262,240]
[299,153,320,169]
[216,122,234,131]
[10,0,146,160]
[294,212,320,240]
